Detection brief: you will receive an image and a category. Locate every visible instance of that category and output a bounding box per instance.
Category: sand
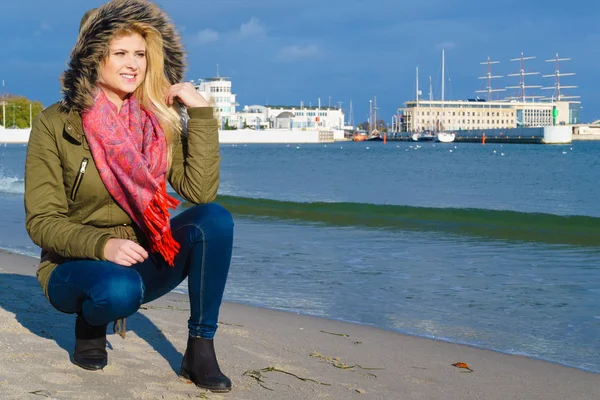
[0,250,598,399]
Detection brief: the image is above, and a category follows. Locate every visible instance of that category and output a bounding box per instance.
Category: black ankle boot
[72,315,108,371]
[180,337,231,392]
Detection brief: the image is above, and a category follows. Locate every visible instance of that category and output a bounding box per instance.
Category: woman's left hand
[165,82,210,108]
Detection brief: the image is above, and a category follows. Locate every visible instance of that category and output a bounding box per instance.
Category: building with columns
[399,99,580,132]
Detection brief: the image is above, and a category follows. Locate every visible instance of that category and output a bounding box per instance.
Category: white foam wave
[0,175,24,195]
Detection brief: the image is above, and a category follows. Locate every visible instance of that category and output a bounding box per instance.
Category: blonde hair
[106,22,182,163]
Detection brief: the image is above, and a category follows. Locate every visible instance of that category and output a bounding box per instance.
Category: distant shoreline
[3,129,600,144]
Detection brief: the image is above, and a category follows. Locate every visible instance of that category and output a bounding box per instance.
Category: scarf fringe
[142,183,180,266]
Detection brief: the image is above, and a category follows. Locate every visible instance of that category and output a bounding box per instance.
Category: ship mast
[373,95,378,132]
[415,66,419,132]
[441,49,445,130]
[429,76,433,130]
[506,52,542,102]
[476,57,506,101]
[368,99,372,133]
[541,53,579,101]
[441,49,445,103]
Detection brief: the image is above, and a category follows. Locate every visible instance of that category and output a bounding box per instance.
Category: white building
[399,99,580,132]
[192,76,237,127]
[192,74,346,141]
[231,104,345,131]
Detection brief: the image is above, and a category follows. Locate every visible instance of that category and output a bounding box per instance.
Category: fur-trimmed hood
[61,0,185,112]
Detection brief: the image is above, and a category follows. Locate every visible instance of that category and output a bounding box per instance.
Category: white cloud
[190,18,265,47]
[277,44,321,62]
[196,28,220,45]
[436,41,457,50]
[34,21,52,36]
[240,17,266,37]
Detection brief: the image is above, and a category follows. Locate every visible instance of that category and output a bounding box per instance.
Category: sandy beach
[0,250,598,400]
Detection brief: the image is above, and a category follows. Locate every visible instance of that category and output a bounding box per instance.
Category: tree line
[0,95,44,129]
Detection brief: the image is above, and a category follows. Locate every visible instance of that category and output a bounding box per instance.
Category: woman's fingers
[114,255,133,267]
[104,238,150,266]
[122,242,148,263]
[165,83,183,106]
[131,242,149,260]
[128,244,148,263]
[165,82,209,108]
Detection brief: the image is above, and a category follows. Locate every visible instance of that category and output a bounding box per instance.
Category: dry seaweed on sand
[320,329,350,337]
[28,391,53,398]
[243,366,331,391]
[310,352,385,377]
[140,304,189,312]
[218,321,244,327]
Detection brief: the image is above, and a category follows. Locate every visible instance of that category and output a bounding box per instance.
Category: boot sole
[179,369,232,393]
[72,357,107,371]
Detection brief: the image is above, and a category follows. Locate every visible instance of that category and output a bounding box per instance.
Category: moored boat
[412,131,436,142]
[435,132,456,143]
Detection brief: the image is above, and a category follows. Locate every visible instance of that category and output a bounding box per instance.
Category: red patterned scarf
[82,90,180,265]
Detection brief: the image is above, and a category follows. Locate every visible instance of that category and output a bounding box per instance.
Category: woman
[24,0,233,393]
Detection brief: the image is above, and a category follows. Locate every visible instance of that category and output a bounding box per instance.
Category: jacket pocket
[70,157,89,201]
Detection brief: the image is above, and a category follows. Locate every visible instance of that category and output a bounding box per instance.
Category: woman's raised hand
[104,238,149,266]
[165,82,210,108]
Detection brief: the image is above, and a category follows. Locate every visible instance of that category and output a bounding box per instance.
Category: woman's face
[98,33,147,106]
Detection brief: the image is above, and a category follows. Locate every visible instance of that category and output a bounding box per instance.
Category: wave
[5,179,599,247]
[181,195,600,247]
[0,176,24,195]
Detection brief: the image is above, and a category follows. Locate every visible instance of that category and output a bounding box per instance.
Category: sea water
[1,141,599,372]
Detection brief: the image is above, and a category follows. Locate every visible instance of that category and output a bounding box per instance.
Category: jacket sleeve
[168,107,220,204]
[24,111,114,260]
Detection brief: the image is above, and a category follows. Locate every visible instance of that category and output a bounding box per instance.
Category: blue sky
[1,0,598,123]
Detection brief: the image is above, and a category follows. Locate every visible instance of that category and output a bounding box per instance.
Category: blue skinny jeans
[47,203,234,339]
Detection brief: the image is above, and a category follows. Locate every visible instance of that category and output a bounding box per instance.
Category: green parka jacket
[24,0,220,297]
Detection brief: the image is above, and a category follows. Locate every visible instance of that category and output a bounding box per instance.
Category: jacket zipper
[71,158,89,201]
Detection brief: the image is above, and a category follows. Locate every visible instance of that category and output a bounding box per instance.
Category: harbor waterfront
[388,126,573,144]
[1,142,600,374]
[4,125,600,144]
